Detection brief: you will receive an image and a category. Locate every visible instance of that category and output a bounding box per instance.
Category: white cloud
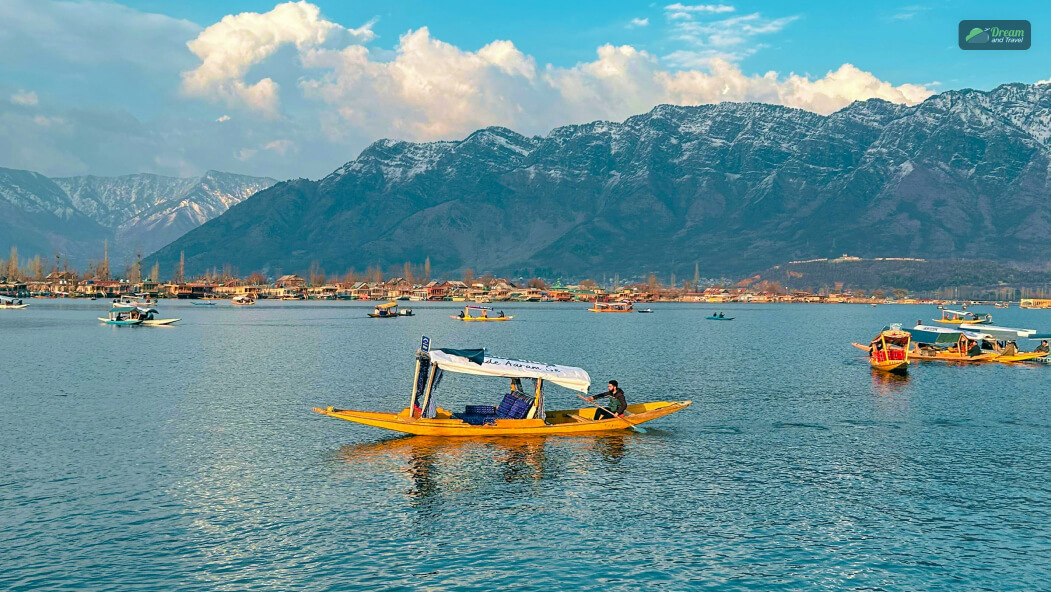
[11,90,39,106]
[181,1,376,117]
[3,1,935,181]
[892,5,931,20]
[629,18,650,27]
[664,4,735,13]
[264,139,296,154]
[660,5,797,64]
[297,31,931,145]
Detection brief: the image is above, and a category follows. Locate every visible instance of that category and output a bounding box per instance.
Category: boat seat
[452,412,497,425]
[496,392,532,419]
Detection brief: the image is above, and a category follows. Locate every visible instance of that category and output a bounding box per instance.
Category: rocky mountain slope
[1,169,276,266]
[144,83,1051,279]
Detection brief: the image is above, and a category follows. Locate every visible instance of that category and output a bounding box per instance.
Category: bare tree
[424,257,431,281]
[309,260,326,286]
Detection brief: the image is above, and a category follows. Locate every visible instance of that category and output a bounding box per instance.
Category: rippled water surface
[3,301,1051,590]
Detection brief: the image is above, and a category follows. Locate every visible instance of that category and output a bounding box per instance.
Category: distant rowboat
[0,296,28,309]
[452,305,512,321]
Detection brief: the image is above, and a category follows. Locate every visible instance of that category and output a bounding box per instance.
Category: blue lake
[2,300,1050,590]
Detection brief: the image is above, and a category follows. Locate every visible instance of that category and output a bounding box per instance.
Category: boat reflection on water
[869,368,912,415]
[332,433,639,516]
[594,434,628,465]
[870,368,910,392]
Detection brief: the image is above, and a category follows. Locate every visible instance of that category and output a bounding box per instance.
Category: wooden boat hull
[705,316,734,320]
[993,351,1049,363]
[368,313,398,318]
[99,318,143,326]
[588,309,633,313]
[908,350,999,363]
[450,315,514,321]
[314,400,692,436]
[871,359,908,374]
[0,304,28,309]
[142,318,180,326]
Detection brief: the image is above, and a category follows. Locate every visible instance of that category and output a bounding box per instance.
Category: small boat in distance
[399,308,415,317]
[637,308,654,313]
[232,295,256,306]
[935,309,991,325]
[452,305,513,321]
[114,293,156,307]
[588,301,633,313]
[0,296,28,309]
[853,328,910,374]
[369,301,400,318]
[705,313,734,320]
[314,340,692,437]
[192,301,217,306]
[99,305,179,326]
[100,307,144,326]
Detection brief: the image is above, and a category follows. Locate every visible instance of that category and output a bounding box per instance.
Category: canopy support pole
[419,364,439,419]
[409,357,422,415]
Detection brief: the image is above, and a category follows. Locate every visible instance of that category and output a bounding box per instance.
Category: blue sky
[1,0,1048,180]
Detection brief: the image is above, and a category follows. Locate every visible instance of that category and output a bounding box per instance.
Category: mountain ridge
[128,83,1051,278]
[1,168,276,266]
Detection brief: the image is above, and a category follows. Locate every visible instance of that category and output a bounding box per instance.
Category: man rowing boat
[587,380,627,420]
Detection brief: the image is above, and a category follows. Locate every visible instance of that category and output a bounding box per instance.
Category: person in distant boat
[718,312,724,318]
[1036,340,1050,354]
[458,310,465,318]
[588,380,627,420]
[498,310,504,318]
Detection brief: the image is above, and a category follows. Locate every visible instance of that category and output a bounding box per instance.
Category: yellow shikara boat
[368,301,400,318]
[451,305,513,322]
[314,340,691,437]
[588,301,634,313]
[904,324,1047,364]
[852,329,910,374]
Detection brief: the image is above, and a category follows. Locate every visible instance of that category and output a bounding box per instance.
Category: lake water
[2,300,1050,591]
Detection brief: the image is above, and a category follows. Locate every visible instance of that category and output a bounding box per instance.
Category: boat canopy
[909,325,965,344]
[427,348,592,393]
[959,324,1036,339]
[467,305,492,310]
[111,305,157,314]
[376,302,398,309]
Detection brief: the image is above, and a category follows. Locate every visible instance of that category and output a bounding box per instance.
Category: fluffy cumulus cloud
[5,0,935,180]
[181,1,375,116]
[291,31,931,144]
[181,1,930,139]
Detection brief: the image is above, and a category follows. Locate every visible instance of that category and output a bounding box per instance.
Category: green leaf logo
[965,27,988,43]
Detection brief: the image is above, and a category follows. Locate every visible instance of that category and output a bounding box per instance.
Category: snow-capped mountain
[0,169,276,266]
[149,83,1051,278]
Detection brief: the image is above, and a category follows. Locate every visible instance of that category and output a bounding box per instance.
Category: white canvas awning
[960,324,1035,339]
[427,350,592,393]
